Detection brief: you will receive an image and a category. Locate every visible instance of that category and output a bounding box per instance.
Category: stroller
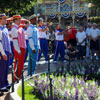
[65,42,79,61]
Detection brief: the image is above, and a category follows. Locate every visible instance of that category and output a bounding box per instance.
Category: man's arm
[11,28,21,54]
[27,27,36,53]
[37,29,41,53]
[58,31,66,35]
[39,26,49,32]
[0,30,7,60]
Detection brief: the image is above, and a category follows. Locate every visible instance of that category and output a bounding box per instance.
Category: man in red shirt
[67,23,77,46]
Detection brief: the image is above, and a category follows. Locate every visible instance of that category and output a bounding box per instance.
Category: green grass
[17,82,39,100]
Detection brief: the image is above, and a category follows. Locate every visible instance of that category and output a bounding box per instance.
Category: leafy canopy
[0,0,42,14]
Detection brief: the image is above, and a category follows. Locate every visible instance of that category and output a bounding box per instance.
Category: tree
[0,0,42,15]
[86,0,100,9]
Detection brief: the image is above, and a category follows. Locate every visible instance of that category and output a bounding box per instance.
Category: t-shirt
[64,29,68,41]
[67,27,77,40]
[38,26,47,39]
[76,31,86,46]
[86,27,92,36]
[88,28,100,38]
[55,29,64,41]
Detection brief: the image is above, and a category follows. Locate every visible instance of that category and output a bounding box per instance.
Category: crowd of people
[0,13,100,96]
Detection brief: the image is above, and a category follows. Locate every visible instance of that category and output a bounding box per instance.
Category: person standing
[88,23,100,60]
[76,26,86,59]
[37,18,49,63]
[85,23,92,58]
[67,23,77,46]
[11,15,26,81]
[24,21,30,63]
[0,13,12,95]
[53,24,65,63]
[27,15,40,75]
[8,23,14,67]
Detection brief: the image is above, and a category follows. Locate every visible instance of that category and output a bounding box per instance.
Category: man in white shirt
[24,21,30,63]
[85,23,92,58]
[76,26,86,59]
[0,13,12,95]
[8,24,15,67]
[27,15,40,75]
[11,15,26,81]
[88,23,100,60]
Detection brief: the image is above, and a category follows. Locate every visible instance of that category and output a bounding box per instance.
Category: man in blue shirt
[27,15,40,75]
[0,13,12,96]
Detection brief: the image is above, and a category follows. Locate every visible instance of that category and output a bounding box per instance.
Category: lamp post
[58,1,61,24]
[36,0,38,25]
[72,0,75,26]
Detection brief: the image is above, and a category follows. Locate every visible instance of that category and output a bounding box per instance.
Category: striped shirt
[0,25,11,55]
[27,24,40,50]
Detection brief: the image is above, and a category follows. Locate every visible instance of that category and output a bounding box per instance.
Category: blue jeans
[28,45,38,76]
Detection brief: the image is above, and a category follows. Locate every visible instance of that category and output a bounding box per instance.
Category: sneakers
[90,56,99,60]
[0,87,8,92]
[6,84,11,89]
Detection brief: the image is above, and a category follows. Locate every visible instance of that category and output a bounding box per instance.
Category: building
[35,0,89,28]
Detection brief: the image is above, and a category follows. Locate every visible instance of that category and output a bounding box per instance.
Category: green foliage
[17,82,39,100]
[86,0,100,9]
[89,16,100,24]
[0,0,42,15]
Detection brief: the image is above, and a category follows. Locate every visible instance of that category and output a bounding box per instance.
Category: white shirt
[24,29,28,40]
[11,24,21,53]
[76,31,86,46]
[27,24,40,50]
[0,29,6,55]
[8,31,13,41]
[86,27,92,36]
[55,30,64,41]
[46,32,50,40]
[0,25,11,55]
[38,26,47,38]
[88,28,100,38]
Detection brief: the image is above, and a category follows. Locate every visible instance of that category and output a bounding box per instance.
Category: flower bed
[21,73,100,100]
[17,63,100,100]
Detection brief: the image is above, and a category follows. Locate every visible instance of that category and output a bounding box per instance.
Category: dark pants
[0,51,10,89]
[38,39,48,61]
[54,41,65,61]
[90,39,99,51]
[77,45,85,58]
[9,41,14,65]
[24,40,29,63]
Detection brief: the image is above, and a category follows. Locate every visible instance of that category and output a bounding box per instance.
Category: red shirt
[67,27,77,40]
[64,29,68,41]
